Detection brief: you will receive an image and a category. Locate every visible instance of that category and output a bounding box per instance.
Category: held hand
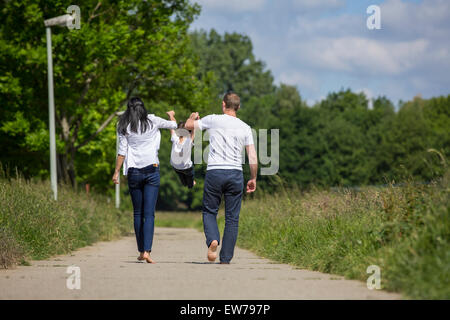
[112,171,119,184]
[246,179,256,193]
[189,112,199,120]
[166,110,175,118]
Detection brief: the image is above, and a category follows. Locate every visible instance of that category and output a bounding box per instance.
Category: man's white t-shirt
[197,114,254,171]
[118,114,177,175]
[170,133,193,170]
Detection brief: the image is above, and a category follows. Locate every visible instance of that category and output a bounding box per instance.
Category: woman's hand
[166,110,175,117]
[112,171,120,184]
[166,110,176,122]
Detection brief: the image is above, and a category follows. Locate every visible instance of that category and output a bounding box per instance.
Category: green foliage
[190,30,275,105]
[190,29,449,194]
[0,0,215,193]
[250,88,449,189]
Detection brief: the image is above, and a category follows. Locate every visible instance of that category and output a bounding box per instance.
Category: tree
[190,29,275,104]
[0,0,215,192]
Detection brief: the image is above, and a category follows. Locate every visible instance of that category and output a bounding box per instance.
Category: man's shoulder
[235,117,251,128]
[201,114,219,120]
[202,114,251,130]
[227,116,251,131]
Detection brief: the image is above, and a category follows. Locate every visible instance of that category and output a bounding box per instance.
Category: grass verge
[155,174,449,299]
[0,177,132,268]
[155,211,203,229]
[237,174,449,299]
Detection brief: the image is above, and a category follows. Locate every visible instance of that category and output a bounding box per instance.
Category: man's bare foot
[143,251,156,264]
[207,240,218,262]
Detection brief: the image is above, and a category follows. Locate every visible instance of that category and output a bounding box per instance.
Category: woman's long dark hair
[118,97,152,135]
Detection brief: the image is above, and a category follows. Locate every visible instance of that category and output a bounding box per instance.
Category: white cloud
[194,0,267,12]
[292,0,345,11]
[191,0,450,103]
[288,13,362,39]
[278,71,319,94]
[293,37,429,76]
[381,0,450,39]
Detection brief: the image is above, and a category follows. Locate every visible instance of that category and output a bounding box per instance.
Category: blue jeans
[127,164,160,252]
[202,169,244,263]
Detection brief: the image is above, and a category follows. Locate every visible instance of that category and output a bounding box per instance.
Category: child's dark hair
[178,121,192,133]
[177,121,192,135]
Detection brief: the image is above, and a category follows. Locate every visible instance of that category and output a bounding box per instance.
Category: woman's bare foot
[137,252,145,261]
[207,240,218,262]
[143,251,156,264]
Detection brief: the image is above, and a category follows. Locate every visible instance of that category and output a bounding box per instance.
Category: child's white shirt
[170,133,193,170]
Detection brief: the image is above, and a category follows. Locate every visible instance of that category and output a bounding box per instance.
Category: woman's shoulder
[148,113,165,124]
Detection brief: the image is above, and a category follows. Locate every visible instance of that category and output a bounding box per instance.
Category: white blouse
[118,114,177,175]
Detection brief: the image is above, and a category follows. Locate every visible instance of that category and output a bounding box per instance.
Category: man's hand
[189,112,199,120]
[185,112,199,130]
[246,179,256,193]
[112,171,119,184]
[245,144,258,193]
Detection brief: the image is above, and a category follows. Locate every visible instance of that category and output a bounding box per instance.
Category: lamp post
[44,14,73,200]
[115,111,125,209]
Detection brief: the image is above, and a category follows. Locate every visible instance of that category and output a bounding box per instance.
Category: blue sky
[190,0,449,106]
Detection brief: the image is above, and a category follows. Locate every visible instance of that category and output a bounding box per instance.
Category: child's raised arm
[166,110,176,136]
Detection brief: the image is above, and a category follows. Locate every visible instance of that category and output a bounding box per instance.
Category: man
[185,92,258,264]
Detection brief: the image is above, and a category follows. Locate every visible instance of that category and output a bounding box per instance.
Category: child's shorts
[173,166,195,189]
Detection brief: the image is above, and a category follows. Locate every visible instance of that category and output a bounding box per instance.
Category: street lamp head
[44,14,74,28]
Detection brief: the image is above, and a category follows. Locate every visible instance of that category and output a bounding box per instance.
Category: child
[167,111,196,188]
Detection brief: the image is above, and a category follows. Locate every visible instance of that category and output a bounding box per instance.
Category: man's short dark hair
[223,92,240,111]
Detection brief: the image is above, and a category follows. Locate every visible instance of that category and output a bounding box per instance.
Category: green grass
[153,174,449,299]
[0,177,132,268]
[236,174,450,299]
[155,211,204,229]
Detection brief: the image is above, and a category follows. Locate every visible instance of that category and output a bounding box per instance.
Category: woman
[112,97,177,264]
